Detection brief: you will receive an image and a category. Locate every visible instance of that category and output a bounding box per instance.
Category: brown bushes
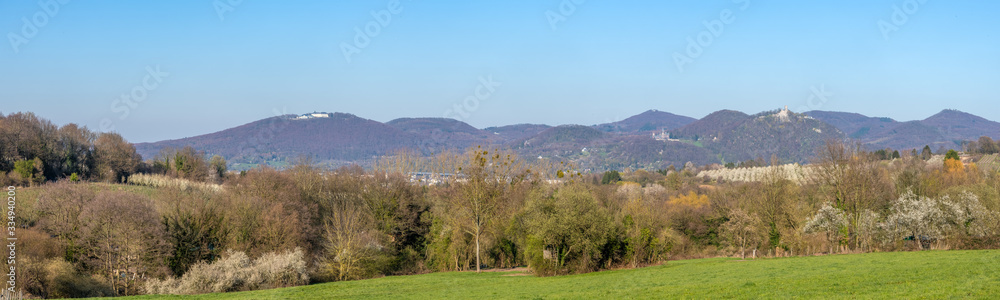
[78,191,167,295]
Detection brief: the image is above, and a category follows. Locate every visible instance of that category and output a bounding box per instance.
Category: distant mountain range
[804,109,1000,151]
[133,109,1000,171]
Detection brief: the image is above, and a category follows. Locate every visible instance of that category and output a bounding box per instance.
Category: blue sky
[1,0,998,142]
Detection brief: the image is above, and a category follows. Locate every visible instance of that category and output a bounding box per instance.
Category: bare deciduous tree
[815,140,893,249]
[753,156,797,248]
[80,191,166,295]
[450,146,526,273]
[93,132,141,183]
[722,208,761,259]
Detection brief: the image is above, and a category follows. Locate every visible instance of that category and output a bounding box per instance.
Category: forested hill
[593,109,696,133]
[130,108,1000,170]
[806,109,1000,151]
[134,113,430,168]
[669,109,846,164]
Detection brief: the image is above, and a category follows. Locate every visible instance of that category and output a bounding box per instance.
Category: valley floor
[113,249,1000,299]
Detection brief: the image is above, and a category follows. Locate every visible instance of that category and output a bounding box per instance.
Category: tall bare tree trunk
[475,225,481,273]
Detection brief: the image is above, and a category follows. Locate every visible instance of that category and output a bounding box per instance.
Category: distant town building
[407,172,460,185]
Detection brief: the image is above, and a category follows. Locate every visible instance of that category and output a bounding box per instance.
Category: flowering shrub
[127,173,224,193]
[883,191,949,249]
[940,192,997,238]
[803,203,847,253]
[144,248,308,295]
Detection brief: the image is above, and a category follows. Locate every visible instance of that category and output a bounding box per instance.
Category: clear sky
[1,0,998,142]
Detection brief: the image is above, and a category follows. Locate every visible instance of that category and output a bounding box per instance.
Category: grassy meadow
[114,250,1000,299]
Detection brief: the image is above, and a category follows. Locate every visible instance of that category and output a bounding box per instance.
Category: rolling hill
[669,109,750,140]
[385,117,498,153]
[510,125,608,158]
[594,109,696,133]
[483,124,553,143]
[578,135,719,170]
[803,111,896,139]
[921,109,1000,141]
[806,109,1000,151]
[133,108,1000,171]
[670,108,845,163]
[133,113,427,168]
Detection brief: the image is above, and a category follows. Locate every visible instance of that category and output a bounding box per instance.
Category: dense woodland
[3,112,1000,298]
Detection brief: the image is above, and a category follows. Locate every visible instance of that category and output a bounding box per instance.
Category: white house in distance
[293,112,332,120]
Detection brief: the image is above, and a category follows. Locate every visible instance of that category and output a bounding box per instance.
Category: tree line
[0,112,141,185]
[4,112,1000,298]
[0,112,231,188]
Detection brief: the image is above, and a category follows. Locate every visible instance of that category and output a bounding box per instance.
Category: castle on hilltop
[653,129,679,142]
[776,105,791,122]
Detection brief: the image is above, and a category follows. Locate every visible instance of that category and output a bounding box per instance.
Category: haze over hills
[385,117,497,154]
[670,108,845,164]
[133,108,1000,171]
[593,109,696,133]
[670,110,751,140]
[134,113,429,168]
[483,124,552,142]
[805,109,1000,151]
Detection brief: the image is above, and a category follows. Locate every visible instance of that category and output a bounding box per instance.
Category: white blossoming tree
[803,203,848,254]
[884,190,949,250]
[940,192,997,238]
[856,209,881,252]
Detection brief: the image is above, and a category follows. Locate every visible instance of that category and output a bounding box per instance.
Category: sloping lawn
[115,250,1000,299]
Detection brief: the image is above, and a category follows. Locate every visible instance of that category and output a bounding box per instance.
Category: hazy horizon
[2,0,998,143]
[16,106,990,144]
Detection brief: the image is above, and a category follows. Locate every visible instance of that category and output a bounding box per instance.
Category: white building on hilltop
[653,129,679,142]
[293,112,332,120]
[775,105,791,122]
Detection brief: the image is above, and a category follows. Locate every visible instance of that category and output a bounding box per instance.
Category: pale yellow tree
[322,197,378,281]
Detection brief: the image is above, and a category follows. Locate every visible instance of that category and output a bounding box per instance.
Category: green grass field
[116,250,1000,299]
